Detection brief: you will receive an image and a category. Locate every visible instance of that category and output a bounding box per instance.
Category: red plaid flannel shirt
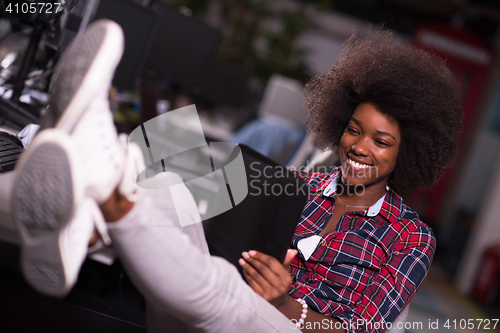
[288,167,436,333]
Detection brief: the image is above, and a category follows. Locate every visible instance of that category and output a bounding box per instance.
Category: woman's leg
[140,174,211,333]
[12,130,296,332]
[104,184,296,333]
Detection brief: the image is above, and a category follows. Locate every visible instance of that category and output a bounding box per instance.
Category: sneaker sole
[11,130,82,297]
[48,19,124,133]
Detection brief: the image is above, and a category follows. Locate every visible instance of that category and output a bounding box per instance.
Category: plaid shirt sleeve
[335,221,436,333]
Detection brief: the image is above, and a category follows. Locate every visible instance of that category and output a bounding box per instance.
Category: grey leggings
[106,186,298,333]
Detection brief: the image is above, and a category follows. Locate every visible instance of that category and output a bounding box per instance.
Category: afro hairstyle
[304,29,463,190]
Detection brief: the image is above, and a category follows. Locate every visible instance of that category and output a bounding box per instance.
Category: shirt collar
[322,175,338,197]
[321,167,402,220]
[366,195,386,217]
[318,167,341,195]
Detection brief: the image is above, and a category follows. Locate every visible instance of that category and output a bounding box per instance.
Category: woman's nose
[351,137,369,156]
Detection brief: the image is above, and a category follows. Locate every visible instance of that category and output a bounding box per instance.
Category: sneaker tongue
[118,135,144,203]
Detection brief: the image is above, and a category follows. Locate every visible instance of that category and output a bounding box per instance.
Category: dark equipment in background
[0,131,23,173]
[203,145,307,278]
[0,98,39,131]
[198,59,251,107]
[91,0,159,91]
[0,0,67,131]
[49,0,100,59]
[144,2,221,96]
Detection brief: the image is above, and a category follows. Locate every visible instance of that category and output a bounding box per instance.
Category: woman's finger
[283,249,298,271]
[239,257,274,291]
[243,251,291,294]
[247,251,293,283]
[241,266,266,298]
[242,252,281,284]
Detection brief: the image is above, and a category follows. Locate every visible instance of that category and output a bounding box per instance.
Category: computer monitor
[92,0,159,90]
[144,3,221,94]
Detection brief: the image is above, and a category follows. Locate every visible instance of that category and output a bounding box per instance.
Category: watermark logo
[289,318,424,331]
[1,0,76,32]
[128,104,248,226]
[247,161,312,197]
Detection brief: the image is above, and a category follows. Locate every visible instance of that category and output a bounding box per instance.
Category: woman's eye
[375,140,389,147]
[347,127,358,134]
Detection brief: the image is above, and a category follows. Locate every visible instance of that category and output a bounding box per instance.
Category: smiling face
[339,102,401,192]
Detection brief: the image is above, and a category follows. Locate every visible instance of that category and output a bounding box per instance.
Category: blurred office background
[2,0,500,331]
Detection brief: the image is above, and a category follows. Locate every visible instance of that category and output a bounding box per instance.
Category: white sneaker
[11,129,96,298]
[41,18,126,204]
[10,19,129,298]
[119,134,145,203]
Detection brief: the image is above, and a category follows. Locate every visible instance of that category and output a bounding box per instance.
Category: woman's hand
[239,249,297,307]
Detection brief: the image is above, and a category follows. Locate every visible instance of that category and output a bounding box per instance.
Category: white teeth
[347,158,372,169]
